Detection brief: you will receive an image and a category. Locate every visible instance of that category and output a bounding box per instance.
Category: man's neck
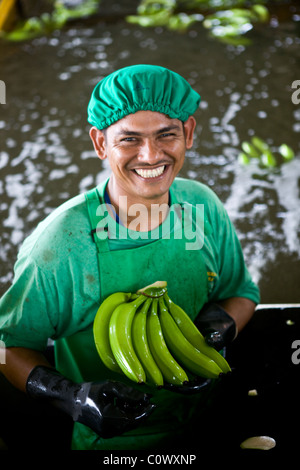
[106,181,170,232]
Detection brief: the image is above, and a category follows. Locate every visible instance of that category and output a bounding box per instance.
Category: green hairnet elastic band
[87,64,201,129]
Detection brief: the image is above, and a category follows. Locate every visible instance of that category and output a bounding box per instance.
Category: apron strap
[84,187,110,254]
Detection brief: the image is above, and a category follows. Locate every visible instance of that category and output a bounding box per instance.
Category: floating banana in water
[240,436,276,450]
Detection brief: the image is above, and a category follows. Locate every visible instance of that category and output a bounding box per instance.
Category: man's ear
[89,126,107,160]
[183,116,196,149]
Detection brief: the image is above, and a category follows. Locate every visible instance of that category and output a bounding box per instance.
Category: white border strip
[256,303,300,309]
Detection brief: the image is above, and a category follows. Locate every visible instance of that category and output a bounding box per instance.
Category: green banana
[260,149,276,168]
[109,294,147,383]
[241,141,261,159]
[279,143,294,161]
[251,136,269,153]
[93,291,131,373]
[159,297,223,379]
[132,298,164,387]
[163,293,231,374]
[146,298,189,385]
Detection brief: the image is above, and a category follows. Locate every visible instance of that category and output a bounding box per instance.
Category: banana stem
[130,294,149,310]
[137,281,168,298]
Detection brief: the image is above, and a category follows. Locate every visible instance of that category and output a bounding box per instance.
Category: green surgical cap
[87,64,201,129]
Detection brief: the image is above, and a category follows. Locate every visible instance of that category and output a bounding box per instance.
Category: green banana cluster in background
[238,136,295,169]
[0,0,100,42]
[93,281,231,387]
[126,0,270,45]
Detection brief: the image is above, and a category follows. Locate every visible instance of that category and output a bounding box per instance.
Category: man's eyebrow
[117,129,143,136]
[117,125,182,136]
[155,125,182,134]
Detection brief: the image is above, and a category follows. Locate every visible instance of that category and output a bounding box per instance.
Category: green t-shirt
[0,176,260,450]
[0,177,259,354]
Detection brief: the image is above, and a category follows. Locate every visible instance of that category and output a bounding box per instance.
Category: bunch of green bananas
[238,136,295,168]
[93,281,231,387]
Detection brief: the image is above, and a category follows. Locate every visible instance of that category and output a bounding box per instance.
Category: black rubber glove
[26,366,156,438]
[195,303,237,351]
[163,376,211,394]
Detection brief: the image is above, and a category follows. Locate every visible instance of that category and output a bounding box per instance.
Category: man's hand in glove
[195,303,237,352]
[26,366,155,438]
[194,297,256,351]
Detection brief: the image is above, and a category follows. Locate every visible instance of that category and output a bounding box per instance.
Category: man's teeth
[135,166,165,179]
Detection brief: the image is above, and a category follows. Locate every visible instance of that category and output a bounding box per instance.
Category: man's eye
[160,133,175,138]
[121,137,136,142]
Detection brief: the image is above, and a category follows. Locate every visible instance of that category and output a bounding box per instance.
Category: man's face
[90,110,196,204]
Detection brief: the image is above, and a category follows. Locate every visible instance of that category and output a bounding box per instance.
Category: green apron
[57,179,214,450]
[86,181,209,319]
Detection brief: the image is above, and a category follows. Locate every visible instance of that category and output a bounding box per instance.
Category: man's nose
[137,139,162,163]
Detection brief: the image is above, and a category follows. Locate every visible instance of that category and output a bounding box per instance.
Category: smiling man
[89,110,195,231]
[0,64,260,451]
